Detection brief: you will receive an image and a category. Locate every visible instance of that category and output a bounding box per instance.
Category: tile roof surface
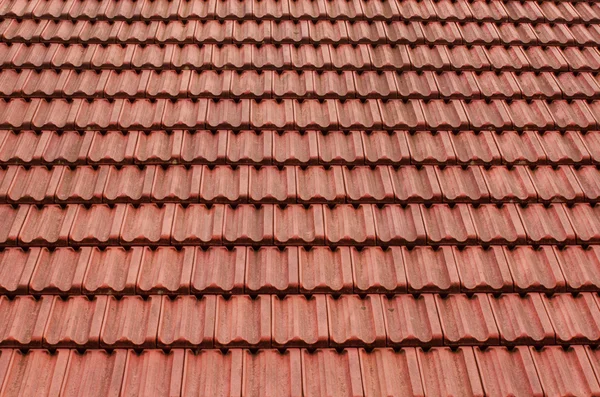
[2,0,600,395]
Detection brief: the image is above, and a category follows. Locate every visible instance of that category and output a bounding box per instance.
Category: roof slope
[2,0,600,395]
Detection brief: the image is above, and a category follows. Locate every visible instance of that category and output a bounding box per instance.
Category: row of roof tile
[1,164,600,205]
[2,245,599,295]
[3,98,600,131]
[2,43,600,72]
[2,19,599,47]
[2,346,599,397]
[0,130,597,166]
[1,202,600,246]
[4,70,600,101]
[1,292,600,348]
[1,0,598,23]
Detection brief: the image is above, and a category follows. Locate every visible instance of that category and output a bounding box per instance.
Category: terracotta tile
[489,293,555,345]
[474,347,543,397]
[215,295,271,348]
[60,350,127,397]
[554,246,600,292]
[69,203,126,246]
[274,204,325,245]
[325,0,362,19]
[294,100,338,130]
[226,130,272,165]
[103,165,155,203]
[121,350,184,397]
[171,204,224,245]
[504,246,566,293]
[242,350,302,397]
[324,204,376,245]
[118,99,166,130]
[420,203,477,244]
[417,347,484,397]
[538,131,590,164]
[318,131,365,165]
[271,21,309,44]
[134,130,183,164]
[406,130,456,164]
[403,246,460,293]
[105,70,150,97]
[435,165,489,202]
[0,295,52,347]
[327,294,386,347]
[528,165,584,203]
[151,165,202,202]
[532,346,600,396]
[171,43,213,69]
[351,246,407,293]
[505,100,556,130]
[554,72,600,100]
[359,348,424,397]
[493,131,547,166]
[313,70,356,98]
[394,71,439,99]
[18,204,77,246]
[189,70,231,97]
[182,350,242,397]
[0,130,48,165]
[272,295,328,348]
[146,70,191,98]
[383,294,442,346]
[420,21,462,44]
[207,99,250,130]
[0,350,69,396]
[295,166,345,203]
[0,204,29,245]
[6,166,61,203]
[161,100,208,130]
[299,247,353,294]
[373,204,426,244]
[120,203,176,245]
[200,165,249,203]
[253,0,290,19]
[43,295,108,348]
[436,293,500,345]
[353,71,397,98]
[55,166,109,204]
[463,100,513,130]
[245,246,299,294]
[272,71,314,99]
[514,71,562,99]
[223,204,274,245]
[517,203,576,244]
[389,165,442,202]
[434,70,480,98]
[406,45,450,70]
[157,295,216,348]
[481,165,537,203]
[31,99,77,130]
[543,293,600,344]
[88,131,138,165]
[523,46,568,72]
[29,247,90,294]
[191,247,245,294]
[343,166,394,203]
[575,164,600,199]
[100,295,161,348]
[82,247,142,295]
[290,44,332,69]
[453,246,513,292]
[273,130,319,165]
[249,166,296,203]
[250,99,294,130]
[0,247,40,294]
[547,100,597,130]
[361,131,410,165]
[469,203,527,245]
[231,71,272,98]
[474,71,521,99]
[136,246,194,295]
[301,349,363,397]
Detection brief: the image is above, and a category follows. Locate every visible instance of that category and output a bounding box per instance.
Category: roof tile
[359,348,424,397]
[121,349,184,397]
[327,294,386,347]
[351,246,407,293]
[543,292,600,344]
[82,247,142,295]
[0,295,52,347]
[100,295,160,348]
[299,247,353,294]
[0,349,69,396]
[517,203,576,244]
[404,246,460,293]
[182,350,242,397]
[171,204,224,245]
[389,165,442,203]
[245,246,299,294]
[136,246,194,295]
[215,295,271,348]
[272,295,328,348]
[0,247,40,295]
[453,246,513,292]
[157,295,216,348]
[324,204,376,245]
[503,246,566,293]
[383,294,442,346]
[435,293,500,345]
[191,246,245,294]
[301,349,363,397]
[242,350,302,397]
